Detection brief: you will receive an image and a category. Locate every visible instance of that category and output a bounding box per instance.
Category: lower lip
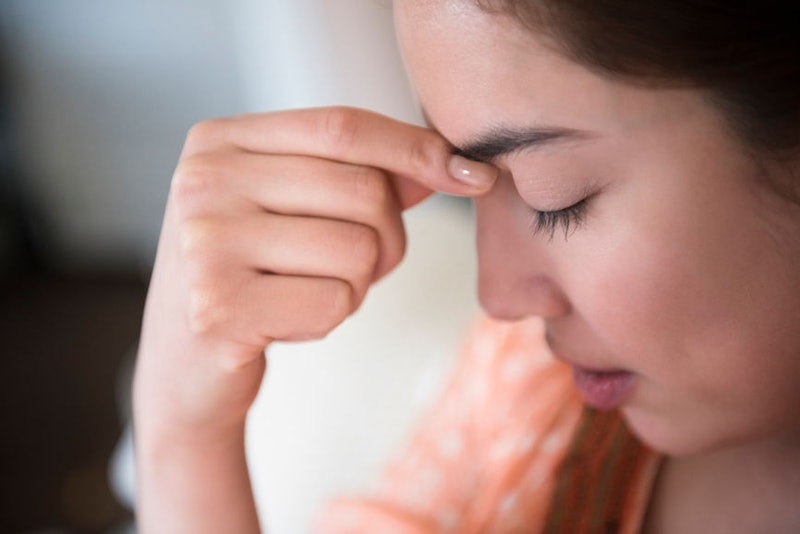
[571,367,636,411]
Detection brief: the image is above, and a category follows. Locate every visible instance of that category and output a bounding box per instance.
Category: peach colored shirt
[317,317,661,533]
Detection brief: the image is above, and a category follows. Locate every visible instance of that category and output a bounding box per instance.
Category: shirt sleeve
[315,317,583,534]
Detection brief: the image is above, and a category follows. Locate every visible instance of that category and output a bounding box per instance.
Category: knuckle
[318,106,362,157]
[182,238,226,293]
[178,218,222,261]
[184,118,228,151]
[187,283,227,335]
[170,154,222,209]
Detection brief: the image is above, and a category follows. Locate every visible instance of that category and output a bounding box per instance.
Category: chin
[620,405,728,458]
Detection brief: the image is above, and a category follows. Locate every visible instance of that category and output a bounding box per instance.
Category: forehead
[393,0,705,149]
[394,1,540,103]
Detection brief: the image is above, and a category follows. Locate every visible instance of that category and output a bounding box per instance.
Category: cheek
[570,164,799,421]
[574,222,696,360]
[566,169,748,373]
[565,145,752,364]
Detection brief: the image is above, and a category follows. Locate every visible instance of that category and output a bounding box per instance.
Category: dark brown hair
[475,1,800,156]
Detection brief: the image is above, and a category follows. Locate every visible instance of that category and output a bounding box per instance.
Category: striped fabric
[545,408,660,534]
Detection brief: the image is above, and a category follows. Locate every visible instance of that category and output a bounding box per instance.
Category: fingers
[182,107,499,209]
[172,152,406,280]
[174,152,400,222]
[187,271,355,347]
[137,106,496,431]
[179,213,387,307]
[164,106,499,349]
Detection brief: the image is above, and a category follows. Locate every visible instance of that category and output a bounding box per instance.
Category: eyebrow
[452,125,590,163]
[419,107,593,163]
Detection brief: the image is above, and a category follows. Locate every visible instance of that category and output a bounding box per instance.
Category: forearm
[129,107,495,534]
[134,422,261,534]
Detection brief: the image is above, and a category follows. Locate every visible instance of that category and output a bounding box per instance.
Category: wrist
[133,410,260,534]
[133,394,249,454]
[132,345,265,445]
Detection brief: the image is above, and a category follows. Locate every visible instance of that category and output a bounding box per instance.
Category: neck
[645,435,800,533]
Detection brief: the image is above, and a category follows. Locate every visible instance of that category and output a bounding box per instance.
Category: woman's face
[395,0,800,456]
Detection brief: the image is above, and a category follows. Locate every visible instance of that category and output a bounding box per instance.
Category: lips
[571,366,636,411]
[545,331,637,410]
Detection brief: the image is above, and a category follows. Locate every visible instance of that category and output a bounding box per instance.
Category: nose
[474,177,572,321]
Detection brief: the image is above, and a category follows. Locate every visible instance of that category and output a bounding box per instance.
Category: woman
[133,1,800,532]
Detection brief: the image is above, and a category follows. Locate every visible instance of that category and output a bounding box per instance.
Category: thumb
[393,153,499,210]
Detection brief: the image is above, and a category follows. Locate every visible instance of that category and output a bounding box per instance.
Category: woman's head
[394,0,800,456]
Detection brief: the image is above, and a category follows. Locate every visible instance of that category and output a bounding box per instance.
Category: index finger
[184,107,499,209]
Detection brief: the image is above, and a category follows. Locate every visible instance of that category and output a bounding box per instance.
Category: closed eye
[529,198,589,241]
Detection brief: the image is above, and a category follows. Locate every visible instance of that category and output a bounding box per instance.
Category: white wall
[230,0,420,116]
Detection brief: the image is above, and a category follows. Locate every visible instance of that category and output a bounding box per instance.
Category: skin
[395,1,800,531]
[133,0,800,532]
[133,108,497,533]
[396,0,800,456]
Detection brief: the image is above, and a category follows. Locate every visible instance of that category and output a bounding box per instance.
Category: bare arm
[132,107,498,533]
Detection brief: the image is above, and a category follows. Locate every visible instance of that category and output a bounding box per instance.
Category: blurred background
[0,1,477,533]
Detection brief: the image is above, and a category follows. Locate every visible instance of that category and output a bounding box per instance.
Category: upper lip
[545,329,625,373]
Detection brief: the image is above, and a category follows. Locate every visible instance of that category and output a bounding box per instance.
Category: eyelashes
[529,198,589,241]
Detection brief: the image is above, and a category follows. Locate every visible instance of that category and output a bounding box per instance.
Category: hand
[133,107,498,438]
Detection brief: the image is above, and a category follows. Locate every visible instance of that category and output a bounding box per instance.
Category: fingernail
[448,154,498,189]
